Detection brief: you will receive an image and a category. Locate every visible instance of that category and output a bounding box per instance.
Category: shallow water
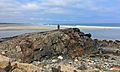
[0,30,45,38]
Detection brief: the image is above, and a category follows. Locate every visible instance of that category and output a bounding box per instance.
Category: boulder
[0,55,10,68]
[11,62,41,72]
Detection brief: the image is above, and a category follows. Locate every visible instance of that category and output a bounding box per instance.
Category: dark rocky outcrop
[95,39,120,49]
[0,28,96,63]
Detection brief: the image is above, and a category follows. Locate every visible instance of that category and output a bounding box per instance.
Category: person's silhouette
[57,24,60,29]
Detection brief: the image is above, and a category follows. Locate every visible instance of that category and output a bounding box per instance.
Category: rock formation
[0,28,120,72]
[0,28,95,63]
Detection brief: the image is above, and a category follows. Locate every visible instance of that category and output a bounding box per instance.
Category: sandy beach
[1,24,120,31]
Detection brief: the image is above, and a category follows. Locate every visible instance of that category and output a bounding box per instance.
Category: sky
[0,0,120,24]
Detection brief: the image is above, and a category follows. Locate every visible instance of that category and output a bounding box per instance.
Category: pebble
[68,61,73,65]
[74,58,78,62]
[73,70,78,72]
[16,46,21,52]
[32,61,41,65]
[77,64,87,70]
[51,67,61,72]
[1,51,6,55]
[58,56,63,60]
[52,59,58,63]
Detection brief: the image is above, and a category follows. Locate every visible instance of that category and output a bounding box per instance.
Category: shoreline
[0,25,120,31]
[0,26,120,40]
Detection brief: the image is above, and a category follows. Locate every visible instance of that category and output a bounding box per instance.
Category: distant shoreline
[0,25,120,31]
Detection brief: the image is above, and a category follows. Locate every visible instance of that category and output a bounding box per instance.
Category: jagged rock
[0,55,41,72]
[96,39,120,49]
[0,28,95,63]
[0,55,10,68]
[11,62,41,72]
[84,33,91,38]
[51,66,62,72]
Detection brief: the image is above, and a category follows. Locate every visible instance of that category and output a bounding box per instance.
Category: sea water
[82,29,120,40]
[0,23,120,40]
[44,23,120,40]
[0,30,44,38]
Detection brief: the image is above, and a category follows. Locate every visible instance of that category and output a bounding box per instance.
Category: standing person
[57,24,60,29]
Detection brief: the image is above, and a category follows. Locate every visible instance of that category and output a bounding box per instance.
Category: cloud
[0,0,118,14]
[0,0,23,17]
[0,0,120,23]
[74,0,113,13]
[44,7,67,14]
[21,3,39,10]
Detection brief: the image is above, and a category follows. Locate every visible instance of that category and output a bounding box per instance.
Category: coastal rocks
[0,55,41,72]
[0,28,95,63]
[95,47,120,56]
[0,28,120,71]
[96,39,120,49]
[11,62,41,72]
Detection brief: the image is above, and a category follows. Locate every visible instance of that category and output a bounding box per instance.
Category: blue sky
[0,0,120,24]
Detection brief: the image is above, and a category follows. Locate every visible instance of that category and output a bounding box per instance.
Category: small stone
[111,58,116,60]
[51,67,62,72]
[68,61,73,65]
[77,65,87,70]
[32,61,41,65]
[73,70,78,72]
[52,59,58,63]
[58,56,63,60]
[77,62,87,70]
[16,46,21,52]
[78,57,82,60]
[74,58,78,62]
[1,51,6,55]
[88,60,94,65]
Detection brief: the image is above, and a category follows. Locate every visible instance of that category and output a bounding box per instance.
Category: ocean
[0,30,45,38]
[0,23,120,40]
[45,23,120,27]
[82,29,120,40]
